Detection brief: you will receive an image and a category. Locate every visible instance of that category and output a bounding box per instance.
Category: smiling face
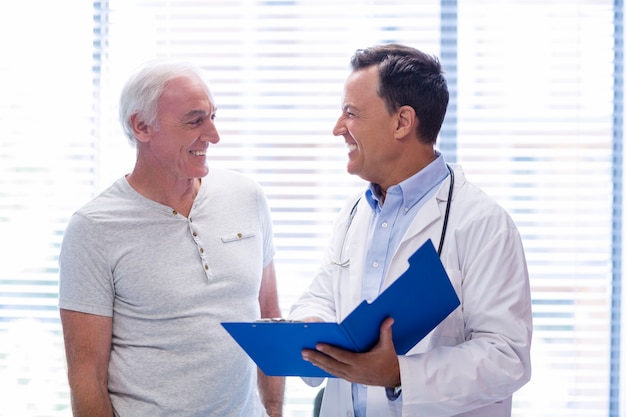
[332,66,402,187]
[137,74,220,181]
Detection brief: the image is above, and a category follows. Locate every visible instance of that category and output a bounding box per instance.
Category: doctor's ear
[394,105,416,139]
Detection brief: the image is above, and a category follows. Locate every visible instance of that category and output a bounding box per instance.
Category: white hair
[118,59,208,146]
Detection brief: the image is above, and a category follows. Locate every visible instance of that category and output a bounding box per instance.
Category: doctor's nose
[332,116,346,137]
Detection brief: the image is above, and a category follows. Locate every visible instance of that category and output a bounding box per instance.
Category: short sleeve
[58,212,115,317]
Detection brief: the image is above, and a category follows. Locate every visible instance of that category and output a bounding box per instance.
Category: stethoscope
[332,164,454,267]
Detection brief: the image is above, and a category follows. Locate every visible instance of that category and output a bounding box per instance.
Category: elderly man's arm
[257,260,285,417]
[60,309,114,417]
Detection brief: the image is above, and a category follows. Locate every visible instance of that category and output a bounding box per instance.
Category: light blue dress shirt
[352,153,450,417]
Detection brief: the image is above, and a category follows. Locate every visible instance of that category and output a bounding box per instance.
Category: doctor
[288,44,532,417]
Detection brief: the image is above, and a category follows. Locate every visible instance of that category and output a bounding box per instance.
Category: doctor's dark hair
[350,44,449,145]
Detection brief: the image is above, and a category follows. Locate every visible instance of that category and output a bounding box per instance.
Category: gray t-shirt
[59,167,275,417]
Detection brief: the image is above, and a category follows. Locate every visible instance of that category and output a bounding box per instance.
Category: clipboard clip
[255,318,297,323]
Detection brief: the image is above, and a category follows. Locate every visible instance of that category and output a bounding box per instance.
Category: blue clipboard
[221,239,460,377]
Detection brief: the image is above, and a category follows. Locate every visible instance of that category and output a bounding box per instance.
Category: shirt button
[193,231,198,237]
[172,210,178,215]
[372,261,379,268]
[381,222,388,228]
[199,248,204,254]
[204,264,209,271]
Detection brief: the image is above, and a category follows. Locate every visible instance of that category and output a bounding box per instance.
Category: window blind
[0,1,622,416]
[0,1,95,415]
[456,1,618,415]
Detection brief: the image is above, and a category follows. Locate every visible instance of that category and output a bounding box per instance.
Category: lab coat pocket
[457,399,508,416]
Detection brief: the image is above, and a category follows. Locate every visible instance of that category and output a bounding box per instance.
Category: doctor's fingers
[302,345,363,382]
[330,317,400,386]
[308,344,398,386]
[305,322,400,386]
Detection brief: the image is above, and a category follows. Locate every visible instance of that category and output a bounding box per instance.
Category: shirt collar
[365,151,449,211]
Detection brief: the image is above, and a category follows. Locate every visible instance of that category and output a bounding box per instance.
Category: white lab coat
[289,165,532,417]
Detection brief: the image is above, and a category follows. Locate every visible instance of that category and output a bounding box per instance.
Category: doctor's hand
[301,317,400,388]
